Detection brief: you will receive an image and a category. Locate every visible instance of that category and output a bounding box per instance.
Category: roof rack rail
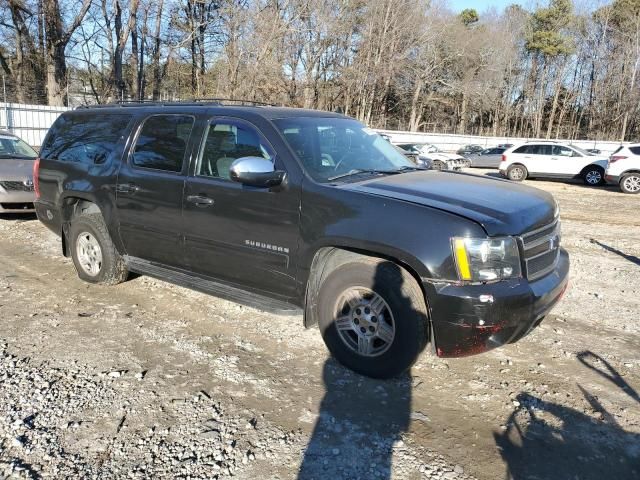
[75,98,278,109]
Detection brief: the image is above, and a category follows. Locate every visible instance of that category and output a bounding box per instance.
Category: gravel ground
[0,170,639,479]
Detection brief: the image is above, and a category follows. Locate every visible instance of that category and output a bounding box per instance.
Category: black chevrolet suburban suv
[34,101,569,378]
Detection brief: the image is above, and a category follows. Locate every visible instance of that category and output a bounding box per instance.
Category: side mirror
[229,156,285,188]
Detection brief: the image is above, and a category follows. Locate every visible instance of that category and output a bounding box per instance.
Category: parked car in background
[396,143,468,170]
[586,148,602,155]
[497,143,514,149]
[457,144,484,156]
[34,101,569,379]
[0,130,38,213]
[393,144,432,169]
[605,144,640,194]
[499,141,609,186]
[467,147,507,168]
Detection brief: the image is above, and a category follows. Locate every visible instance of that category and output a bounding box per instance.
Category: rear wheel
[583,166,604,186]
[507,164,527,181]
[620,173,640,194]
[69,213,128,285]
[317,257,429,379]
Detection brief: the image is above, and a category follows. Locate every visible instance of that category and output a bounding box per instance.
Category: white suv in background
[499,141,609,186]
[605,144,640,194]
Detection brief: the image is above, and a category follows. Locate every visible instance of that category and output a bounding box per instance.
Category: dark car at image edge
[33,100,569,378]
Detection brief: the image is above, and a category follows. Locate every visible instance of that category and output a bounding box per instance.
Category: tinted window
[197,122,273,180]
[521,144,552,155]
[40,113,132,164]
[132,115,194,172]
[630,146,640,155]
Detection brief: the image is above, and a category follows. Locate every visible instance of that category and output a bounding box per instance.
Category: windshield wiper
[328,169,401,182]
[393,166,427,173]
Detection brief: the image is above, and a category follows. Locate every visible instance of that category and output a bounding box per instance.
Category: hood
[0,158,35,181]
[342,171,557,236]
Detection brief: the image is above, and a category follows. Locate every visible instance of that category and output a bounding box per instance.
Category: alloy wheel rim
[333,287,395,357]
[624,175,640,192]
[76,232,103,277]
[510,168,523,180]
[586,170,602,184]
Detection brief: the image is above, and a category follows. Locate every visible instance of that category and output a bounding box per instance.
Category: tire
[620,172,640,194]
[506,164,527,181]
[69,213,128,285]
[582,165,605,186]
[317,257,429,379]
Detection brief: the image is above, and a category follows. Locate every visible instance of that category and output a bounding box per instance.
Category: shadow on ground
[0,212,37,222]
[494,351,640,480]
[589,238,640,267]
[298,260,427,479]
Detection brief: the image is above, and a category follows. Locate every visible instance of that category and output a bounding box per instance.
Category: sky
[448,0,517,12]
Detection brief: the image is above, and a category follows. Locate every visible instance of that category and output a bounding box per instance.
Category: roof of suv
[74,101,347,121]
[0,129,17,138]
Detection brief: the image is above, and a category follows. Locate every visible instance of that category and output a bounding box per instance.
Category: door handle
[116,183,140,194]
[186,195,215,207]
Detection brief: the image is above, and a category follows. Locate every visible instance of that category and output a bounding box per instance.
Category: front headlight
[452,237,521,282]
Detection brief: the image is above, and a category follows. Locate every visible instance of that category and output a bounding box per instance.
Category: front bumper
[425,248,569,357]
[0,190,36,213]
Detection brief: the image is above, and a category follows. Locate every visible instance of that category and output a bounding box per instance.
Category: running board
[124,256,302,316]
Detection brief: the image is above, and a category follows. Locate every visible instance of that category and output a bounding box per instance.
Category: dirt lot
[0,171,639,480]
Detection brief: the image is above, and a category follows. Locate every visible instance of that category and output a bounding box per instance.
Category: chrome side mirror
[229,157,285,188]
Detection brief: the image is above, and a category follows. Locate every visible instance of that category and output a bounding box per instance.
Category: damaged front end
[423,248,569,357]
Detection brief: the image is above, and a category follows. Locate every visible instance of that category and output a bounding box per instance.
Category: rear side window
[515,144,551,155]
[629,146,640,155]
[40,113,132,164]
[131,115,194,172]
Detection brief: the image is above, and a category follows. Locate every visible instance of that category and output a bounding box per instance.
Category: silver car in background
[0,130,38,213]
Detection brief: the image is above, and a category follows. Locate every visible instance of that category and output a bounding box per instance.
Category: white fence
[0,102,71,147]
[0,101,629,154]
[376,129,626,155]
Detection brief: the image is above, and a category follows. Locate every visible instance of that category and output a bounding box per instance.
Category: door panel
[116,114,197,268]
[183,118,300,298]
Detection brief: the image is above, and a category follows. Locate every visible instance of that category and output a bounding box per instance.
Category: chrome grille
[0,180,34,192]
[520,219,561,281]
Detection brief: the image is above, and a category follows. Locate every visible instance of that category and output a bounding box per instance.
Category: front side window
[553,145,575,157]
[273,117,414,183]
[40,113,131,164]
[629,146,640,155]
[132,115,194,172]
[197,121,272,180]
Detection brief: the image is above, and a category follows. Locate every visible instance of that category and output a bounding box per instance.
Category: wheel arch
[303,246,429,329]
[580,163,605,175]
[59,195,105,257]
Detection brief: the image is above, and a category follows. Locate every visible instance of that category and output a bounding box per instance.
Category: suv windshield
[274,117,414,182]
[0,135,37,160]
[569,145,591,156]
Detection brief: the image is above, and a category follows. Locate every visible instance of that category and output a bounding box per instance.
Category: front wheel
[432,160,446,171]
[583,166,604,186]
[317,258,429,379]
[620,172,640,194]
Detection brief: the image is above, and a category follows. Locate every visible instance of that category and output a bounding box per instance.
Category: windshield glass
[0,135,37,159]
[569,145,591,156]
[273,117,414,182]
